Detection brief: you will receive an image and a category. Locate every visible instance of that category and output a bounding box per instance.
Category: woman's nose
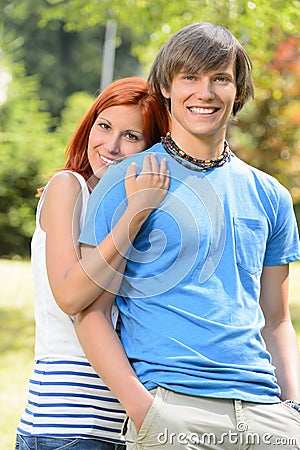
[103,135,121,154]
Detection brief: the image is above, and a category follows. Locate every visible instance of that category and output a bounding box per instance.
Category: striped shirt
[17,359,125,442]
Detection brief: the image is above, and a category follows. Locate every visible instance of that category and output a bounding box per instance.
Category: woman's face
[87,104,147,178]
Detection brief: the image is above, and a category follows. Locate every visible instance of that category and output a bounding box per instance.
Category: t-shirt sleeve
[263,185,300,265]
[79,164,127,246]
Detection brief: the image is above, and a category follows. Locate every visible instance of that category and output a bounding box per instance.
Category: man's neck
[170,131,226,160]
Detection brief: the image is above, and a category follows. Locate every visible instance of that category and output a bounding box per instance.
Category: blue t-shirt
[79,143,300,403]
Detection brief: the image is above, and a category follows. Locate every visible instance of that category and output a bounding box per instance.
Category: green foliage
[0,51,97,258]
[1,0,142,117]
[229,35,300,201]
[0,0,300,257]
[36,0,300,202]
[0,52,55,258]
[54,91,95,152]
[37,0,300,61]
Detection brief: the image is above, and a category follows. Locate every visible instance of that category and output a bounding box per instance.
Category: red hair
[63,77,170,181]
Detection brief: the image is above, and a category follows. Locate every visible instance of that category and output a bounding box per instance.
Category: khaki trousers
[123,387,300,449]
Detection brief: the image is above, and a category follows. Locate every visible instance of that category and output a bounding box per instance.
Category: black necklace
[161,132,232,172]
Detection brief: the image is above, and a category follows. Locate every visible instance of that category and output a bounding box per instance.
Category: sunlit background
[1,1,299,448]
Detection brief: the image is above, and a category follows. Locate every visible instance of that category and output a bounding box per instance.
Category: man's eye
[184,75,195,81]
[215,76,228,83]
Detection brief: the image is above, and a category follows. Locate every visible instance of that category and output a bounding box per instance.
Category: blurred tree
[0,60,95,258]
[231,35,300,201]
[0,0,300,258]
[36,0,299,64]
[1,0,142,117]
[36,0,300,199]
[0,52,55,258]
[53,91,95,156]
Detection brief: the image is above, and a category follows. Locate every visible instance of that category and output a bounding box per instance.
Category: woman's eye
[125,133,139,141]
[99,122,110,130]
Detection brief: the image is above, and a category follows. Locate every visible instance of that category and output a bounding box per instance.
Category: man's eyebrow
[214,71,234,77]
[178,69,234,76]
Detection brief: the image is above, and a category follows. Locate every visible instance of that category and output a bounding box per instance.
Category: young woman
[15,77,170,450]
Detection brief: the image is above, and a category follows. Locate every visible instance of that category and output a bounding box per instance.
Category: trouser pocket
[125,387,166,447]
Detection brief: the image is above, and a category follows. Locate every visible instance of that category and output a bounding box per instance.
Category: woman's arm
[75,292,153,433]
[44,154,169,315]
[260,264,300,401]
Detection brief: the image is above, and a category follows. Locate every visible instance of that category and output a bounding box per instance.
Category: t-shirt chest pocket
[233,217,267,274]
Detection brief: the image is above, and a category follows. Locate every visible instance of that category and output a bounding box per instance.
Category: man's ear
[161,86,170,99]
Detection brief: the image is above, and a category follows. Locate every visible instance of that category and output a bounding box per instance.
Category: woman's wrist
[125,390,154,433]
[125,204,152,229]
[118,377,154,418]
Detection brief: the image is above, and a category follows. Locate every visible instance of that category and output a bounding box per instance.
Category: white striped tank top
[17,171,125,443]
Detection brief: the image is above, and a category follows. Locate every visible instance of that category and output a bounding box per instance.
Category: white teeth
[189,107,215,114]
[100,155,118,165]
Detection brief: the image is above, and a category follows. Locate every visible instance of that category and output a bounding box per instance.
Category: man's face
[161,62,237,143]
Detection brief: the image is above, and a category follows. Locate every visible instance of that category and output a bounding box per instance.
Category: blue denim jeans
[15,434,126,450]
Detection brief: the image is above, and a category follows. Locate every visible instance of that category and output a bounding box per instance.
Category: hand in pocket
[131,394,154,434]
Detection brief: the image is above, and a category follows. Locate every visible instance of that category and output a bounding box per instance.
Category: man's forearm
[262,320,300,401]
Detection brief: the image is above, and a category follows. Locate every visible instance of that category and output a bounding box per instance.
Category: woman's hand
[127,390,155,435]
[125,153,169,219]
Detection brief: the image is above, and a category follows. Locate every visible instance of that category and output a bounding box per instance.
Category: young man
[78,22,300,449]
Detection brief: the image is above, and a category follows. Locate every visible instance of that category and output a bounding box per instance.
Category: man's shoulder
[232,156,292,204]
[233,156,285,186]
[117,142,166,168]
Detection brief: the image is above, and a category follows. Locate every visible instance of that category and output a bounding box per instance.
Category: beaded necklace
[161,132,232,172]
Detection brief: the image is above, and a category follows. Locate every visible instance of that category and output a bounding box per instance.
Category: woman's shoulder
[40,171,87,213]
[46,170,85,194]
[51,170,85,184]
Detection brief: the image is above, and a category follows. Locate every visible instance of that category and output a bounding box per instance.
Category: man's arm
[260,264,300,401]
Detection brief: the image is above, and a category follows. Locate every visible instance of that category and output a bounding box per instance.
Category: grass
[0,259,300,449]
[0,259,35,450]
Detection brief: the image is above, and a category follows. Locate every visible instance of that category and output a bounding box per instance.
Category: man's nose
[195,78,216,100]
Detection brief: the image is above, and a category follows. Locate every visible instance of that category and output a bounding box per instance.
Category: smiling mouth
[188,107,217,114]
[99,154,120,165]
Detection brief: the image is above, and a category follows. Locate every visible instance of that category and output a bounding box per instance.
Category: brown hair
[148,22,254,116]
